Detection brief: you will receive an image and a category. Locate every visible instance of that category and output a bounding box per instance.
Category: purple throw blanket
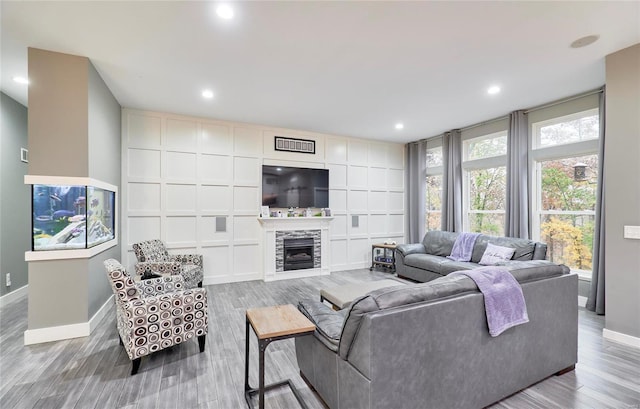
[450,267,529,337]
[447,232,481,261]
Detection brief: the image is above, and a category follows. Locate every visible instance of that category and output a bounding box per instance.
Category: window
[463,131,507,235]
[533,108,599,149]
[531,108,599,278]
[425,142,443,232]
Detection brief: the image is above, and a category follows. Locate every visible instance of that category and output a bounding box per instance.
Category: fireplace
[283,237,315,271]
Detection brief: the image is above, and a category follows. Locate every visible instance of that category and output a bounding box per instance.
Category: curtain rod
[410,86,604,145]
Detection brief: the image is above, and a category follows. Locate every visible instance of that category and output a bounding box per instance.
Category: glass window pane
[426,147,443,168]
[540,214,595,271]
[32,184,87,250]
[536,110,599,148]
[468,213,504,236]
[425,174,443,232]
[468,167,506,211]
[465,132,507,161]
[540,155,598,212]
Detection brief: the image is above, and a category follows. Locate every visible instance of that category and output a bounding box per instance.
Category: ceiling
[2,1,639,143]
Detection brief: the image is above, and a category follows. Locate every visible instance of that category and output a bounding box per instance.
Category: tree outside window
[463,131,507,235]
[426,145,443,232]
[538,155,597,272]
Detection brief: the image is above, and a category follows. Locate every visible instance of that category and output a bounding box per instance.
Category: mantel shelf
[258,216,334,224]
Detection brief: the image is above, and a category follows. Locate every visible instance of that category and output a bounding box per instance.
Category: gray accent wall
[26,48,121,331]
[0,93,30,297]
[604,43,640,339]
[27,48,89,177]
[87,61,121,318]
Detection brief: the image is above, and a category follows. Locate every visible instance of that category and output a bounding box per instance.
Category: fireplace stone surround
[259,217,332,281]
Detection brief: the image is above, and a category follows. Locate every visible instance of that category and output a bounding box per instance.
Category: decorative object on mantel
[274,136,315,154]
[260,206,270,218]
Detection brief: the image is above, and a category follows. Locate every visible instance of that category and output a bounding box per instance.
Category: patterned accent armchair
[104,258,208,375]
[132,239,203,288]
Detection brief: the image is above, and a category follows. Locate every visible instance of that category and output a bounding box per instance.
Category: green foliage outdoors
[540,156,597,271]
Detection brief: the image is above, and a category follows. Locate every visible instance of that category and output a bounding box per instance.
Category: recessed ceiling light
[395,123,404,130]
[570,35,600,49]
[202,89,214,99]
[487,85,501,95]
[13,76,29,84]
[216,4,234,19]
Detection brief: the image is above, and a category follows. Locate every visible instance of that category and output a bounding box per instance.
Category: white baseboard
[578,296,587,308]
[603,328,640,349]
[24,294,114,346]
[0,285,28,308]
[90,294,114,332]
[24,322,90,345]
[203,272,263,286]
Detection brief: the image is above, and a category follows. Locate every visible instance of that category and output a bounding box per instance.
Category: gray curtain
[505,110,530,239]
[442,130,462,232]
[587,87,606,315]
[407,140,427,243]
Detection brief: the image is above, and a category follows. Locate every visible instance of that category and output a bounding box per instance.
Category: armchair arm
[396,243,426,257]
[135,275,186,297]
[134,261,182,277]
[167,254,203,267]
[120,288,208,360]
[298,300,346,351]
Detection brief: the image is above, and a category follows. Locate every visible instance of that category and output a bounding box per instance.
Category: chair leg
[119,335,123,346]
[131,358,142,375]
[198,281,203,288]
[198,334,206,352]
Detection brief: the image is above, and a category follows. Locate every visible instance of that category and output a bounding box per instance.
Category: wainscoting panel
[165,184,197,212]
[198,154,232,183]
[127,182,160,211]
[128,149,160,178]
[165,118,198,152]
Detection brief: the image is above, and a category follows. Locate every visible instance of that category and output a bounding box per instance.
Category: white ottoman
[320,279,407,309]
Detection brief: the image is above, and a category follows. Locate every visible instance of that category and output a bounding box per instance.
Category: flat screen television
[262,165,329,208]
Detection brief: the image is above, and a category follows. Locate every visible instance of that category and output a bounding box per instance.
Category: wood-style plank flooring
[1,269,639,409]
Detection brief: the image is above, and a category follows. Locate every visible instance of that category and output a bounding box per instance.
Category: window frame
[462,130,508,234]
[532,107,599,150]
[530,108,600,280]
[425,138,443,232]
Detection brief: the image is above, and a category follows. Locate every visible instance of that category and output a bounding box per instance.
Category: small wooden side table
[244,304,316,409]
[370,243,397,272]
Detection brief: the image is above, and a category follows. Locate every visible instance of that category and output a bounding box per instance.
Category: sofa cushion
[403,254,451,273]
[479,243,516,265]
[422,230,459,257]
[438,260,480,275]
[471,236,537,263]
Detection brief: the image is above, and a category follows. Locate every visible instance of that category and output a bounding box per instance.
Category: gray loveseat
[396,230,548,283]
[296,260,577,409]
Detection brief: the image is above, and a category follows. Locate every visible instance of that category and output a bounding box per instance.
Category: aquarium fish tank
[32,184,115,251]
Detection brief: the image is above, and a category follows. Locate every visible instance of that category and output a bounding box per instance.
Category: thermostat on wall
[623,225,640,240]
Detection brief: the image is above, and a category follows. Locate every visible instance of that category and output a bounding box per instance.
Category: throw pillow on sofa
[479,243,516,265]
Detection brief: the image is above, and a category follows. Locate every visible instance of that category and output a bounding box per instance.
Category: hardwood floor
[1,269,639,409]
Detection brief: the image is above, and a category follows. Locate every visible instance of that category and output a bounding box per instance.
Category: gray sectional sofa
[296,260,577,409]
[396,230,548,282]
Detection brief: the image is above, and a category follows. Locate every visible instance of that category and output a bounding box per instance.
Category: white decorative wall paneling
[122,109,405,283]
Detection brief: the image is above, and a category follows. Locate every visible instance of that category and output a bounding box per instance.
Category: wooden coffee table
[244,304,316,409]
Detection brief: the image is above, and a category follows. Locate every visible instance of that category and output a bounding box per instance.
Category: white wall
[121,109,405,284]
